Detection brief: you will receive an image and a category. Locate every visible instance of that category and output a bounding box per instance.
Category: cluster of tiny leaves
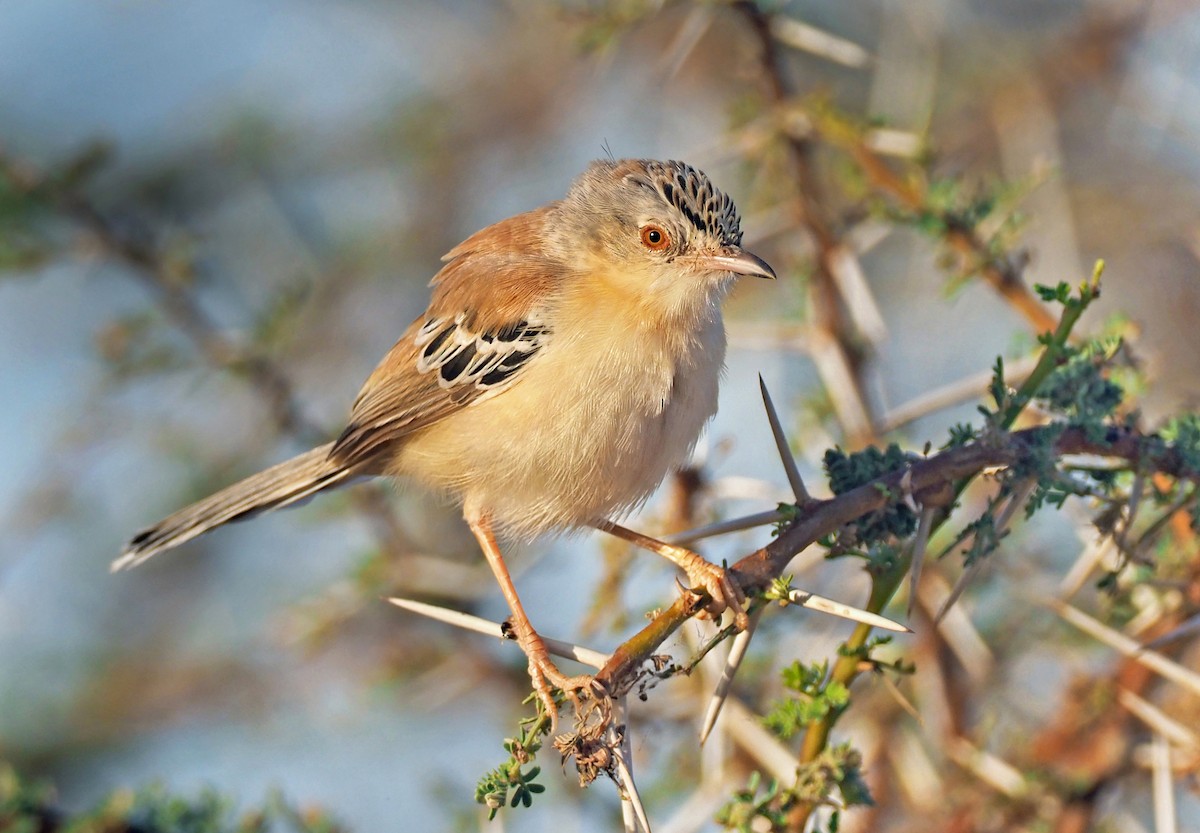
[717,742,870,833]
[794,743,873,809]
[0,143,118,274]
[1033,339,1124,437]
[875,171,1036,294]
[763,661,850,739]
[943,422,979,449]
[716,771,799,833]
[838,634,914,676]
[957,511,1004,568]
[986,355,1012,420]
[772,501,800,536]
[823,444,919,541]
[474,719,546,819]
[1163,414,1200,478]
[863,541,905,579]
[0,763,344,833]
[0,170,52,271]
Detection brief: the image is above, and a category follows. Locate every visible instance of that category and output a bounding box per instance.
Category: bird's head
[553,158,775,318]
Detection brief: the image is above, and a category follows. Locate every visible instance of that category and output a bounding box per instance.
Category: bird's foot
[675,550,749,630]
[515,628,594,734]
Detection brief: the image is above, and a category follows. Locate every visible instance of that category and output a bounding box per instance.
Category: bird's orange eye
[640,225,670,251]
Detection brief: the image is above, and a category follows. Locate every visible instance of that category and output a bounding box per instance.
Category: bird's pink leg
[467,511,589,730]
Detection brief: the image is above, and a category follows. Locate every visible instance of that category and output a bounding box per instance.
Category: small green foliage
[717,771,795,832]
[838,633,889,660]
[838,634,915,676]
[825,444,913,495]
[958,512,1004,567]
[763,661,850,739]
[765,574,795,603]
[992,265,1105,431]
[1025,478,1077,517]
[0,763,344,833]
[988,355,1010,415]
[793,743,873,808]
[475,719,547,820]
[1034,281,1073,304]
[1034,341,1124,433]
[823,445,918,541]
[943,422,979,449]
[717,743,870,833]
[1010,424,1070,519]
[772,502,800,535]
[1163,414,1200,476]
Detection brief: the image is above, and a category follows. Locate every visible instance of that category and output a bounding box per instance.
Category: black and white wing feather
[329,313,550,467]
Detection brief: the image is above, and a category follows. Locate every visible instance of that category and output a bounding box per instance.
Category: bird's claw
[525,646,593,735]
[676,552,749,631]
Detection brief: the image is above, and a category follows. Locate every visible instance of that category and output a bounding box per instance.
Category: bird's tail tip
[110,551,138,572]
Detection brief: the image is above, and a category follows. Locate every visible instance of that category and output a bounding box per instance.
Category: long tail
[113,442,358,571]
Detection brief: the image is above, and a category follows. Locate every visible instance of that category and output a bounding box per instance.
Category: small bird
[115,158,775,717]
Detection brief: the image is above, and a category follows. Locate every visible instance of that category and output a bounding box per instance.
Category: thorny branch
[595,423,1197,694]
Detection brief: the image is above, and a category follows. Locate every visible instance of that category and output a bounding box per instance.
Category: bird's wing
[329,207,563,468]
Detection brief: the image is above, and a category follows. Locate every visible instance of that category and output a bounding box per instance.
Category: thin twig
[768,14,872,68]
[936,480,1036,623]
[1150,734,1177,833]
[1144,612,1200,650]
[1048,598,1200,698]
[947,736,1029,798]
[879,354,1039,433]
[599,423,1197,693]
[1117,688,1200,750]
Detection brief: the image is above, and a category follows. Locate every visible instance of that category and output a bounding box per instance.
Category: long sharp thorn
[759,374,809,502]
[664,509,787,546]
[789,590,910,632]
[700,609,761,744]
[934,559,982,624]
[387,597,610,669]
[908,507,935,620]
[612,698,652,833]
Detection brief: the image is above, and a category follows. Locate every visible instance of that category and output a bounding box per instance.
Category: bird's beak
[700,246,777,280]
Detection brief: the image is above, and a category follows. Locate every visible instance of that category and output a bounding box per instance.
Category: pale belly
[393,315,726,538]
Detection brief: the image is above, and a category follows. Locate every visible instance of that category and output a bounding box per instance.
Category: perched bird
[115,158,776,716]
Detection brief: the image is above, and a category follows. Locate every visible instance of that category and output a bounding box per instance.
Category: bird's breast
[393,299,727,538]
